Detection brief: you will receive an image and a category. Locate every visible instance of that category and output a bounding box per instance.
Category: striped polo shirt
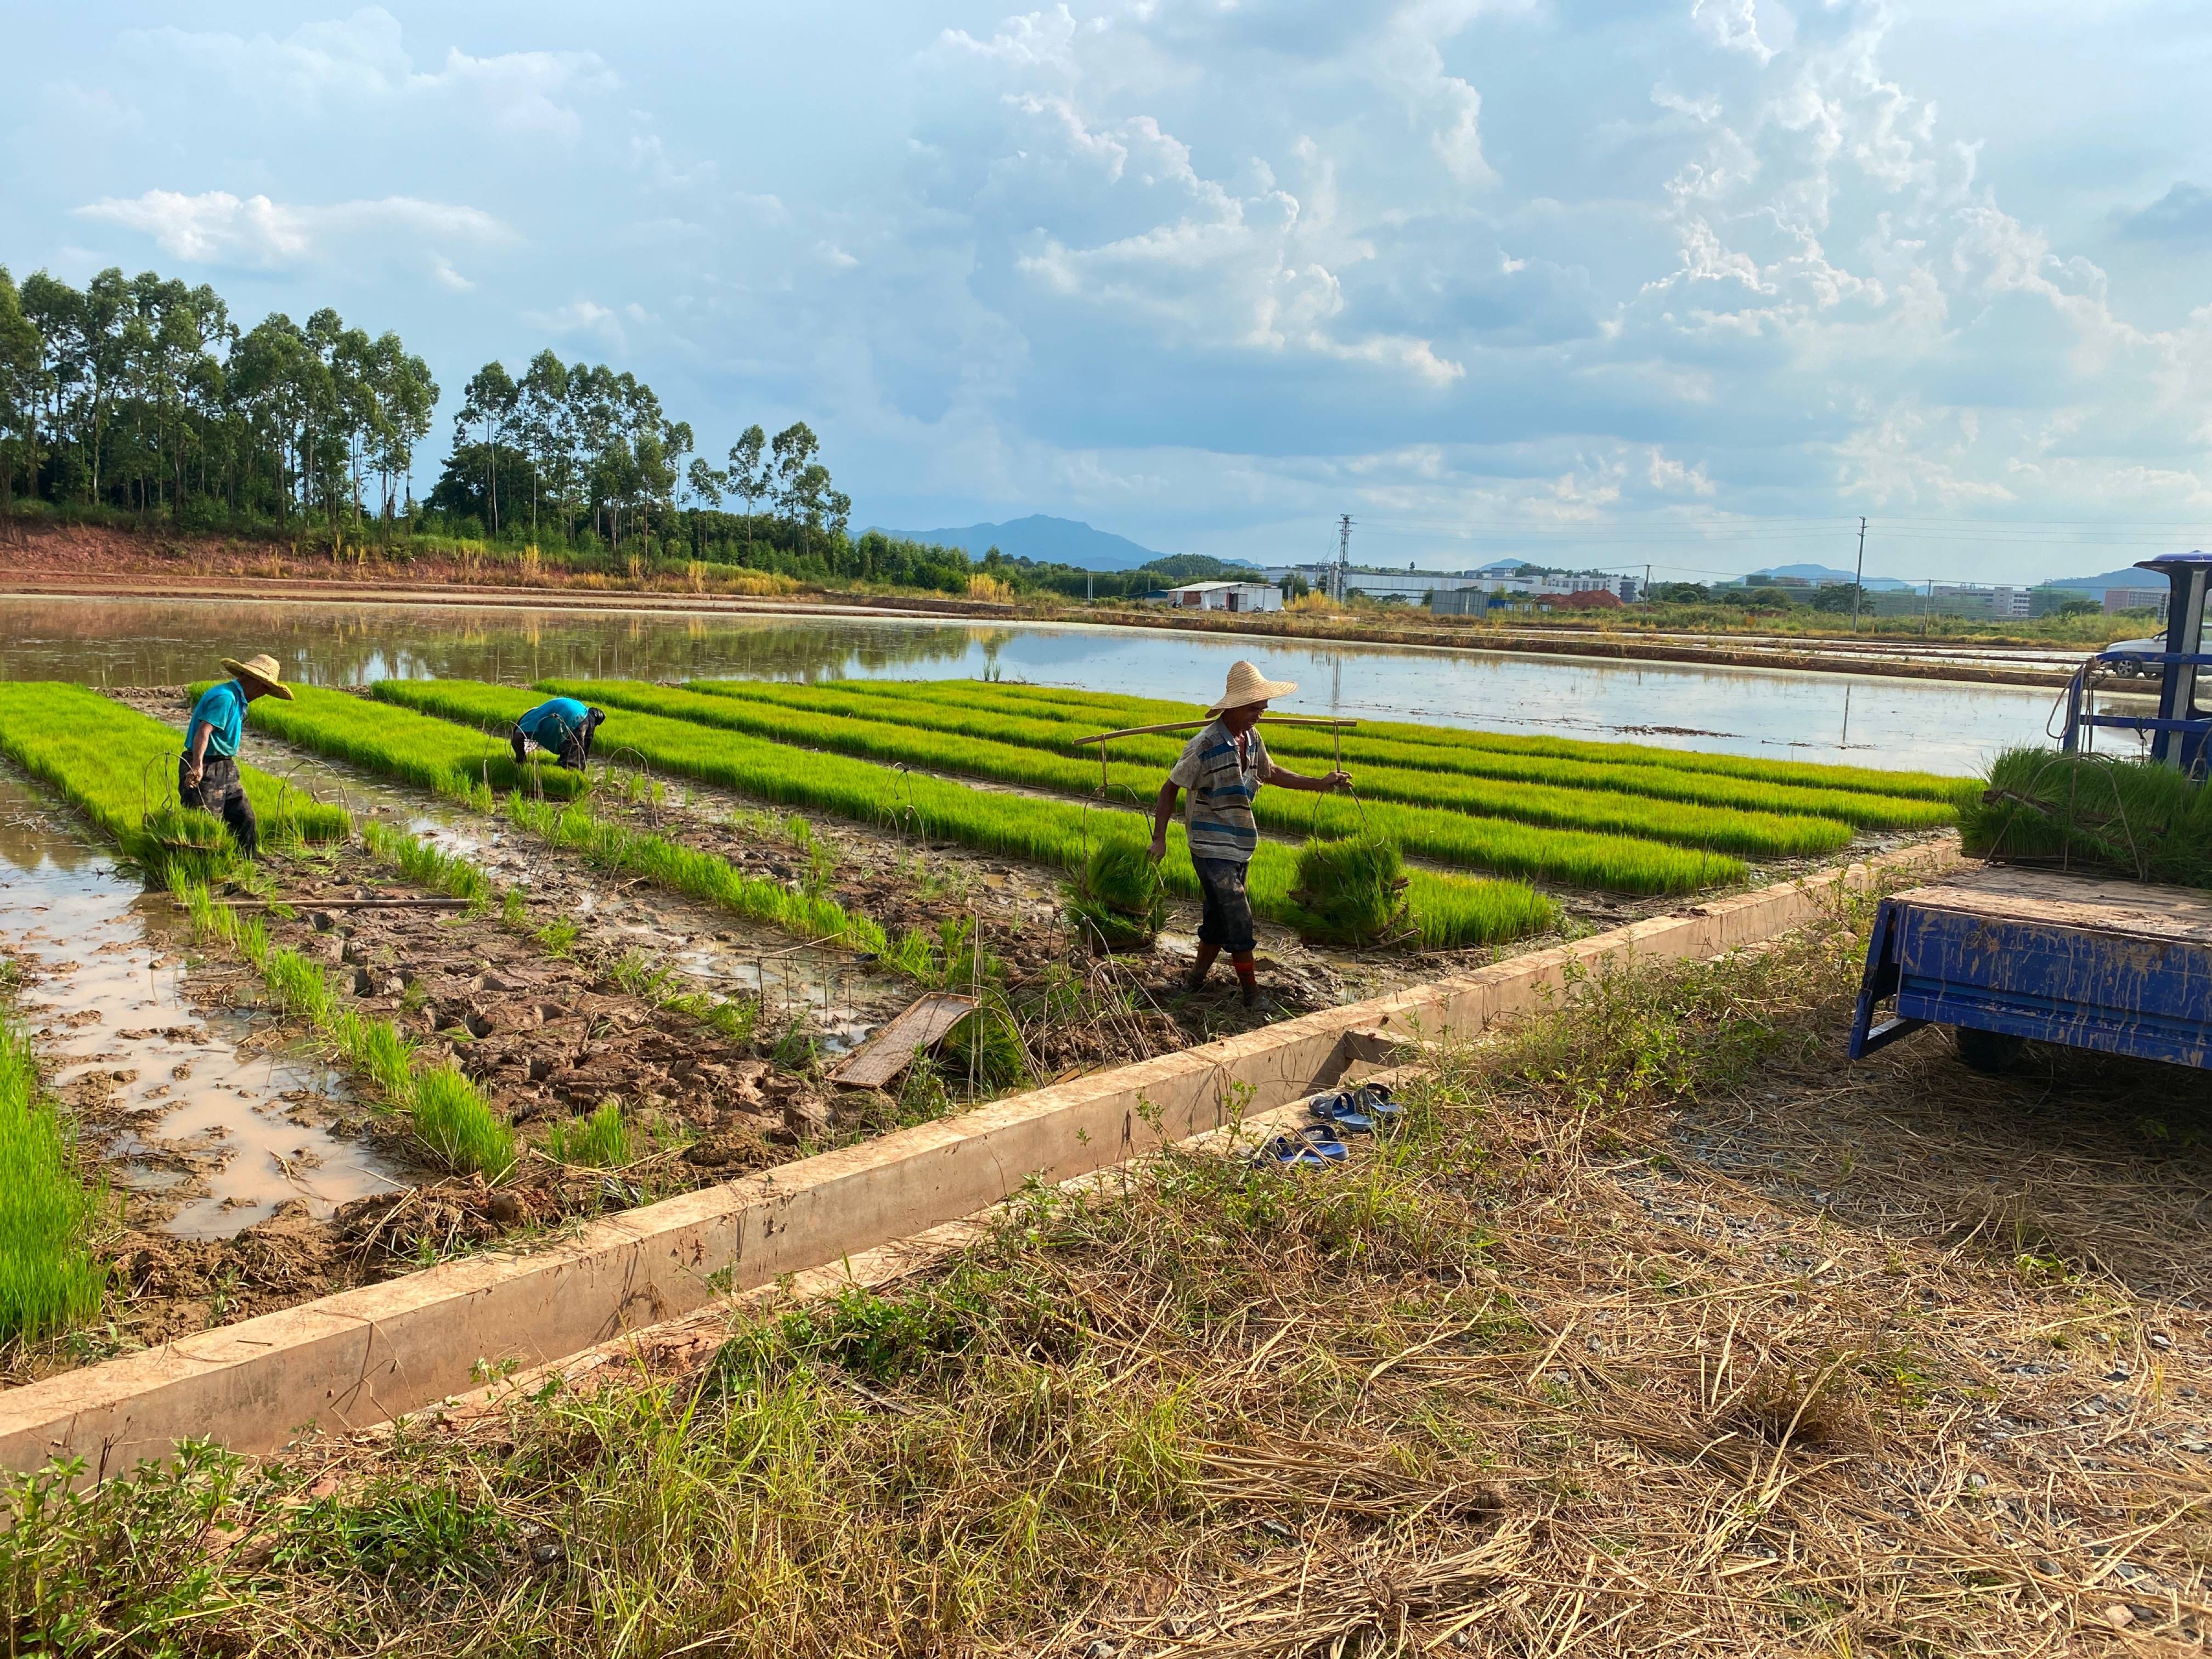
[1169,720,1269,863]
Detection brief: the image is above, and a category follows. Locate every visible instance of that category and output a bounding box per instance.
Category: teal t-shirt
[517,696,590,747]
[187,680,247,758]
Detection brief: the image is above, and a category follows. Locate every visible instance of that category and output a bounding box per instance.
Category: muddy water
[2,595,2057,774]
[0,776,402,1239]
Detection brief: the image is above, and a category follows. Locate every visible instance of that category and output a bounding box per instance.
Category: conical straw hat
[219,653,295,700]
[1206,659,1298,713]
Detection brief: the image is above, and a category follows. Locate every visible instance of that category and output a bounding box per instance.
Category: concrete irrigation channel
[0,840,1951,1482]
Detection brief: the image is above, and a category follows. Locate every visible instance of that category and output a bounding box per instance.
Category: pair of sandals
[1250,1083,1400,1167]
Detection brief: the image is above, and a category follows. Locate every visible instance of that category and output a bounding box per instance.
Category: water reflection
[0,595,2062,774]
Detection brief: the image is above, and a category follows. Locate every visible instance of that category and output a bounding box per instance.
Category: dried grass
[9,910,2212,1654]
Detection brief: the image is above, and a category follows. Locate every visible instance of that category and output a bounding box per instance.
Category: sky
[8,0,2212,584]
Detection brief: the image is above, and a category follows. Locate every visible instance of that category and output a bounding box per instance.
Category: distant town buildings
[1261,564,1643,608]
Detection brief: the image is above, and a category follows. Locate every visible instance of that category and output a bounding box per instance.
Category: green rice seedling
[195,682,585,808]
[1064,838,1167,953]
[939,1005,1029,1093]
[504,792,890,956]
[500,888,528,929]
[334,1011,418,1102]
[687,677,1955,832]
[360,820,492,907]
[518,679,1731,890]
[0,1015,106,1344]
[409,1064,517,1180]
[811,677,1974,804]
[263,947,340,1026]
[545,1099,633,1169]
[0,682,348,881]
[168,874,514,1174]
[1285,835,1411,947]
[1402,870,1560,950]
[533,915,581,958]
[390,679,1562,935]
[1961,747,2212,886]
[588,676,1833,859]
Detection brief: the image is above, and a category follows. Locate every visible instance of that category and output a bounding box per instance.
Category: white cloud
[938,6,1087,72]
[522,298,628,349]
[126,7,616,140]
[73,190,514,275]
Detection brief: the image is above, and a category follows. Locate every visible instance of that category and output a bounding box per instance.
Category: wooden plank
[828,992,978,1088]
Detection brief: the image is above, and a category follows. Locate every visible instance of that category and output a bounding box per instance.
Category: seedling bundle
[1962,746,2212,888]
[1064,838,1168,953]
[1287,834,1413,948]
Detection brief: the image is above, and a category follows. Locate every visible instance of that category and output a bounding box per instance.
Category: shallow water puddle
[0,775,402,1239]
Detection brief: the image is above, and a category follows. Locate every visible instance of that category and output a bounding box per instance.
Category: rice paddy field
[12,624,2212,1659]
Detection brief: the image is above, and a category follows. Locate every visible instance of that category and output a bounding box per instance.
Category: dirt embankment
[0,518,2090,686]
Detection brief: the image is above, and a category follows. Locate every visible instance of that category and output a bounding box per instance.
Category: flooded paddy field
[0,599,1976,1383]
[1,593,2062,772]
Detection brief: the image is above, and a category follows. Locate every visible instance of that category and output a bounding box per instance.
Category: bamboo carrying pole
[1070,715,1358,748]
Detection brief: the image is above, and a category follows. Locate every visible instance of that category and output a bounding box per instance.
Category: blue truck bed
[1849,864,2212,1070]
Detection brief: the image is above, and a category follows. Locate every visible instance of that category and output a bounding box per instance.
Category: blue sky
[9,1,2211,582]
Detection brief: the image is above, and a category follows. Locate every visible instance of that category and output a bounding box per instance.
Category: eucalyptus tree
[455,360,519,535]
[0,269,42,512]
[515,349,569,535]
[725,424,767,555]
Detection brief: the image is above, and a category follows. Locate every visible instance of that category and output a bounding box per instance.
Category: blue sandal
[1307,1092,1379,1135]
[1252,1127,1352,1167]
[1351,1082,1403,1123]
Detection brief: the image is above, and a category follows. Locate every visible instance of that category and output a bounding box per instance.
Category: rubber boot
[1233,952,1260,1009]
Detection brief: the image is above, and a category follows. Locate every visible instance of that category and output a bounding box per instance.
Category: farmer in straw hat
[180,654,294,858]
[1150,659,1349,1008]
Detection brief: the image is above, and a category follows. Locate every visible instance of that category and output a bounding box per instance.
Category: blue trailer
[1848,551,2212,1074]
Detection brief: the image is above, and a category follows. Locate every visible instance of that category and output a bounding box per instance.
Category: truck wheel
[1953,1026,2025,1075]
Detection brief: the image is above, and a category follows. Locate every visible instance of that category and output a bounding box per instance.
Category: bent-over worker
[510,696,606,771]
[1149,659,1349,1009]
[181,653,295,858]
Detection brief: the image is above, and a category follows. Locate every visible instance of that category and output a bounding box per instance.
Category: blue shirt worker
[1149,660,1348,1010]
[510,696,606,771]
[181,654,294,858]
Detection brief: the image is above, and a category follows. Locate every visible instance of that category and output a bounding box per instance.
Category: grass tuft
[545,1099,633,1168]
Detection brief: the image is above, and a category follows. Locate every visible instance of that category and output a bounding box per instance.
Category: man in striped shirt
[1149,661,1348,1008]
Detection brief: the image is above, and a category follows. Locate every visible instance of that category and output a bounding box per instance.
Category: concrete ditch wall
[0,842,1954,1481]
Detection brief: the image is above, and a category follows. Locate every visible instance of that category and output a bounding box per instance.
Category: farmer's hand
[1323,769,1351,791]
[1149,832,1168,862]
[184,761,204,789]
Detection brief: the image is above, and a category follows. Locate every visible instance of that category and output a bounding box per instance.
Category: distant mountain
[870,514,1249,573]
[2045,563,2188,594]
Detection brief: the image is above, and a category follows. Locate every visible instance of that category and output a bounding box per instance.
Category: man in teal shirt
[181,653,293,857]
[510,697,606,771]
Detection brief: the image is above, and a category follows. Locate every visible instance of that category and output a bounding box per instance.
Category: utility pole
[1335,513,1353,602]
[1644,562,1652,605]
[1085,569,1093,603]
[1852,516,1867,633]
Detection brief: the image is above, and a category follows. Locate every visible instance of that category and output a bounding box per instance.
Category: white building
[1161,580,1284,613]
[1929,583,2036,619]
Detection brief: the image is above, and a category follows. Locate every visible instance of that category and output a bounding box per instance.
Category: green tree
[456,361,519,536]
[726,424,768,557]
[0,269,44,515]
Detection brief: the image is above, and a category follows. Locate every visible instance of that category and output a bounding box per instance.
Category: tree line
[427,353,851,561]
[0,260,1243,599]
[0,266,435,529]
